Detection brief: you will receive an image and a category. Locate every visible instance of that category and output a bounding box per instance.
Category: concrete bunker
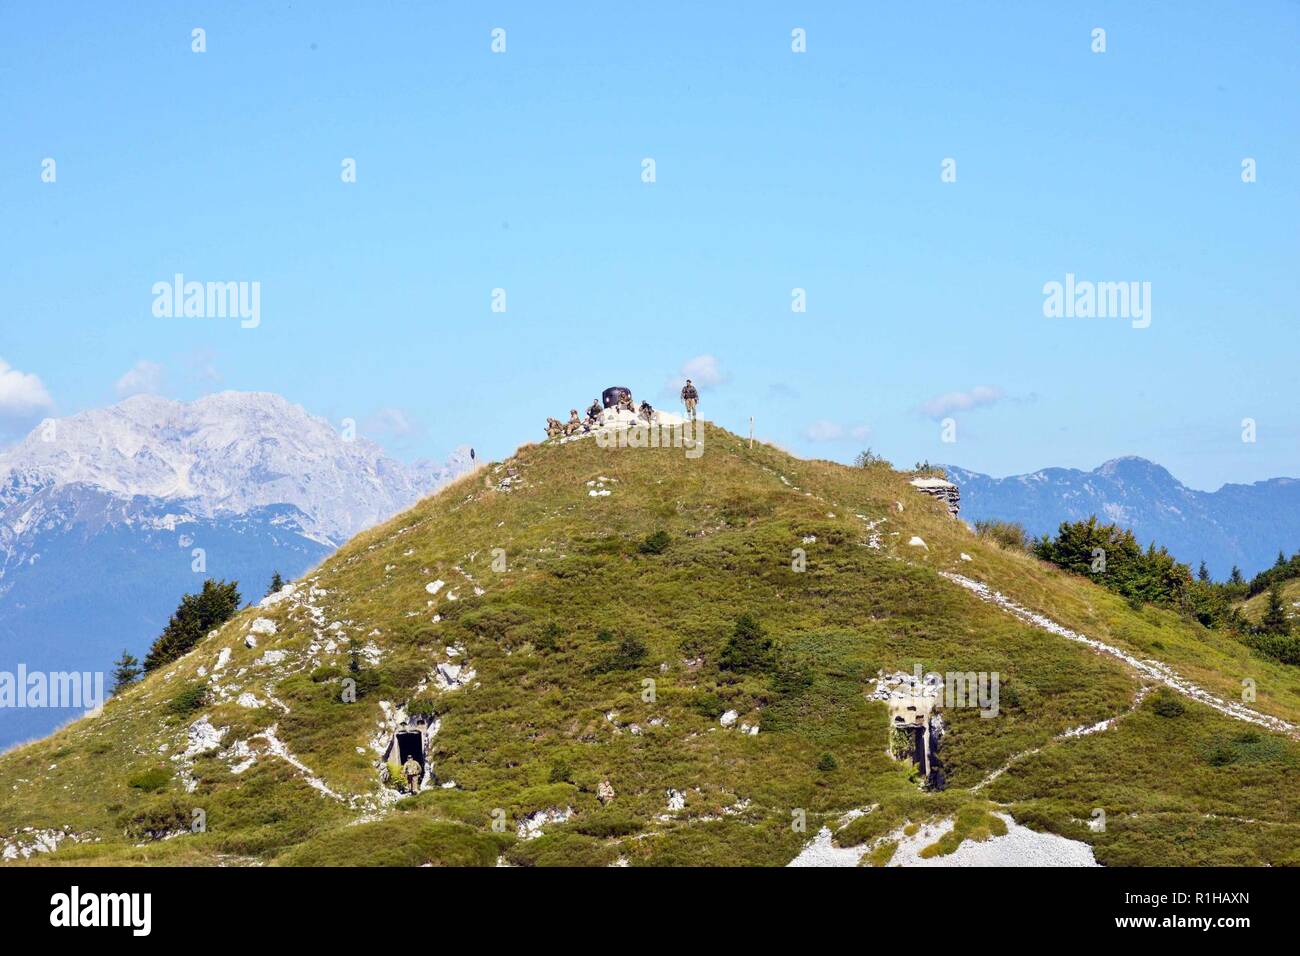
[876,672,946,790]
[381,714,437,788]
[907,476,961,518]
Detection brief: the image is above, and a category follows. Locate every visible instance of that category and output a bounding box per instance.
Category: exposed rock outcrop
[909,476,960,517]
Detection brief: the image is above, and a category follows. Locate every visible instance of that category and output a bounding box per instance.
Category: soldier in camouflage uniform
[403,755,422,794]
[680,379,699,420]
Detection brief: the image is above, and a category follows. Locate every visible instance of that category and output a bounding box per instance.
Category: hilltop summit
[2,422,1297,866]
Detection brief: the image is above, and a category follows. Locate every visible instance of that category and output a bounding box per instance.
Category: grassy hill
[3,422,1299,866]
[1238,578,1300,626]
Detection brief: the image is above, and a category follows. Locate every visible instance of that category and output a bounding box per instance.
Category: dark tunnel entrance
[394,730,425,771]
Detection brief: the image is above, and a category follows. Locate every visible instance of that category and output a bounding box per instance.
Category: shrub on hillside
[505,832,618,868]
[854,448,892,469]
[532,621,564,651]
[638,530,672,554]
[911,461,947,478]
[127,768,171,792]
[118,798,191,840]
[459,604,534,642]
[593,634,648,673]
[771,656,814,695]
[817,752,838,772]
[547,760,573,784]
[689,690,727,719]
[719,613,775,674]
[1151,690,1185,718]
[167,683,209,716]
[974,520,1029,551]
[406,694,439,718]
[1246,632,1300,666]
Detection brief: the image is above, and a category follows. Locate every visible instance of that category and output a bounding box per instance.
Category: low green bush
[1152,690,1185,718]
[127,768,171,792]
[167,683,208,716]
[638,530,672,555]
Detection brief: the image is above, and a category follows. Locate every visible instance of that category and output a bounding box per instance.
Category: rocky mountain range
[0,392,470,749]
[946,457,1300,580]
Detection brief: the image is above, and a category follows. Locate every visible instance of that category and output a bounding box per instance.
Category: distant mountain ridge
[946,456,1300,580]
[0,392,471,748]
[0,391,467,544]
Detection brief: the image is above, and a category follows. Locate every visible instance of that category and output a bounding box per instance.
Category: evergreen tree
[143,579,242,672]
[111,650,142,694]
[1033,516,1192,607]
[1197,561,1210,583]
[266,571,285,596]
[719,613,775,673]
[1229,566,1244,586]
[1260,583,1291,636]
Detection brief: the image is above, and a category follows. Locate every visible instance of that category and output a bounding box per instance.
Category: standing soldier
[403,755,422,794]
[680,379,699,421]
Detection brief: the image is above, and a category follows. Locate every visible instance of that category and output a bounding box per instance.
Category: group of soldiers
[545,400,606,439]
[543,380,699,440]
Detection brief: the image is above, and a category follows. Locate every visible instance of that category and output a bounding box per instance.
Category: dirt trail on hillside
[939,572,1299,739]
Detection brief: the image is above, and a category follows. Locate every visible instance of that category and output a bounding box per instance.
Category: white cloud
[802,420,871,442]
[115,360,166,398]
[681,354,725,388]
[364,407,422,439]
[916,385,1005,419]
[0,358,54,419]
[664,354,726,397]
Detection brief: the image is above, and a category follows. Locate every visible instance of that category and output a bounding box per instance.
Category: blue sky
[1,1,1296,490]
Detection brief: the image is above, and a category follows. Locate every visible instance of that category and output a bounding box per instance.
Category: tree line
[976,516,1300,666]
[110,572,285,694]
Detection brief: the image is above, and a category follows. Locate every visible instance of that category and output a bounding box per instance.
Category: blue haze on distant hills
[946,457,1300,581]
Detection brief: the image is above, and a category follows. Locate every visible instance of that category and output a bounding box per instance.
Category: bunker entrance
[393,730,425,771]
[887,696,945,790]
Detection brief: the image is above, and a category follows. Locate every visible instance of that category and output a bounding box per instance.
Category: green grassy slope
[2,423,1297,866]
[1238,578,1300,625]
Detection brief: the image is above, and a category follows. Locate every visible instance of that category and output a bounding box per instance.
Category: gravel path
[940,572,1298,738]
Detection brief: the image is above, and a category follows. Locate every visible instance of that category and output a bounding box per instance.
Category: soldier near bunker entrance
[403,756,421,793]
